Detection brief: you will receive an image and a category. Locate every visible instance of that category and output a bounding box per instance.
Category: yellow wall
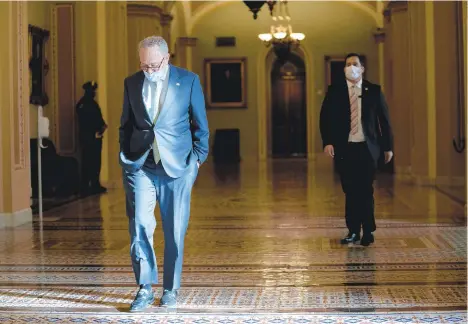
[384,9,411,171]
[2,0,466,210]
[28,1,99,152]
[170,2,185,55]
[384,1,466,187]
[433,1,465,179]
[408,2,431,178]
[0,1,31,217]
[127,13,162,74]
[191,1,379,160]
[75,1,98,111]
[94,2,128,187]
[0,2,12,212]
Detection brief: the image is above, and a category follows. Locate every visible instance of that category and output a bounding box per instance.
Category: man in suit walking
[319,53,393,247]
[119,36,209,311]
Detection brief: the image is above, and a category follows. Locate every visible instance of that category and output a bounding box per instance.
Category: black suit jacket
[119,71,155,160]
[319,80,393,165]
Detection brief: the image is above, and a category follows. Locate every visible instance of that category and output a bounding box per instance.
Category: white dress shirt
[142,64,169,163]
[347,79,366,142]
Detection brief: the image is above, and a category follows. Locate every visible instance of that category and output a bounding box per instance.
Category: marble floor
[0,158,466,323]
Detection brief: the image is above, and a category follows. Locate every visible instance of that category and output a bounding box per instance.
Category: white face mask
[345,65,362,81]
[144,70,164,83]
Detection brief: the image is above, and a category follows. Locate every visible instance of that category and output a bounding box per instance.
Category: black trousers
[338,142,377,234]
[81,139,102,191]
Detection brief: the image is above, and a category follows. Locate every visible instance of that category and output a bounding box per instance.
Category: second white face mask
[345,66,362,81]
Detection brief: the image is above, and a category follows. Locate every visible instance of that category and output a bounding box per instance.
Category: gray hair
[138,36,168,54]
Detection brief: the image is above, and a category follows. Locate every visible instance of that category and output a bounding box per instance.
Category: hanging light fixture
[266,0,276,16]
[243,0,276,19]
[243,1,266,20]
[258,0,305,61]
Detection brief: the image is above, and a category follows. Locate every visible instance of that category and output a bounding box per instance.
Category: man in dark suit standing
[76,81,107,196]
[319,53,394,246]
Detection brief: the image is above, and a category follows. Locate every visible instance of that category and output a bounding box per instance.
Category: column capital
[172,37,198,69]
[373,28,386,44]
[160,13,173,27]
[383,0,408,24]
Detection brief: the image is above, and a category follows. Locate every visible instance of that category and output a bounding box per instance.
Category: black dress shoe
[160,289,178,307]
[340,232,360,244]
[129,288,155,312]
[361,233,375,246]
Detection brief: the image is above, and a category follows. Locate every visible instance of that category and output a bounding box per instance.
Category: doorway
[270,53,307,158]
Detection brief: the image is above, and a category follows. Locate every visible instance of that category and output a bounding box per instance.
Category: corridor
[0,158,465,323]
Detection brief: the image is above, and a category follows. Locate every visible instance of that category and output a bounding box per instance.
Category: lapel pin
[365,87,368,91]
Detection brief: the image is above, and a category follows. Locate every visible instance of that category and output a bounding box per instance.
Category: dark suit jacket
[118,65,209,178]
[319,80,393,165]
[76,96,106,144]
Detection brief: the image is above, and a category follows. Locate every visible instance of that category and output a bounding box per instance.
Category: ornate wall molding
[51,5,58,145]
[171,37,197,62]
[13,1,28,170]
[127,3,163,18]
[384,0,408,23]
[51,3,76,155]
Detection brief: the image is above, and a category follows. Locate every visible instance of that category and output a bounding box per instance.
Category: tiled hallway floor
[0,159,466,323]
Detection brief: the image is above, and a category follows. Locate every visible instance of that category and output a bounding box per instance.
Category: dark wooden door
[271,56,306,157]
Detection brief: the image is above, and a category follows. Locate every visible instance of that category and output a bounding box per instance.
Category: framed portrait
[204,57,247,109]
[28,25,50,106]
[324,55,366,87]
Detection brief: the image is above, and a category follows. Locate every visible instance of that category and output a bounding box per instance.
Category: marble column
[175,37,197,70]
[382,2,412,177]
[0,1,32,227]
[407,1,436,184]
[96,1,128,188]
[161,13,174,53]
[127,3,163,74]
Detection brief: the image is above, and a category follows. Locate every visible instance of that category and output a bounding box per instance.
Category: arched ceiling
[186,0,384,35]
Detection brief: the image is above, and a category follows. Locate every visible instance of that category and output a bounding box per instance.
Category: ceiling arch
[170,1,190,36]
[188,0,383,35]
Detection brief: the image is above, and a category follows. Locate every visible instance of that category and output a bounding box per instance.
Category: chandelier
[257,0,305,62]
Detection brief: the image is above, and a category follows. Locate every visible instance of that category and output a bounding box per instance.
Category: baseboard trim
[0,208,32,228]
[411,175,436,186]
[411,175,465,187]
[435,185,466,205]
[435,176,465,186]
[395,170,465,188]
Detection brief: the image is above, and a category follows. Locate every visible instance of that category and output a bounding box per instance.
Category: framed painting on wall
[29,25,50,106]
[324,55,366,87]
[204,57,247,109]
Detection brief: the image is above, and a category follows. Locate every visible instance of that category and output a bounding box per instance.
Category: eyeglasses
[140,57,166,72]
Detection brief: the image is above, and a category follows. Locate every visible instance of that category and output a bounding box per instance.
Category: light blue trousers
[122,153,198,290]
